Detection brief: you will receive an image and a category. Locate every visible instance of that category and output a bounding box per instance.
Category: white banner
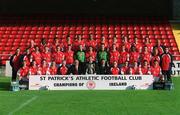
[172,61,180,76]
[29,75,154,90]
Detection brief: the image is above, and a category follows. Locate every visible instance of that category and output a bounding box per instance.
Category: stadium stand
[0,16,179,66]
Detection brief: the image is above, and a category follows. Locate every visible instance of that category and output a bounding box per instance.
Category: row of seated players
[10,35,171,82]
[18,58,162,83]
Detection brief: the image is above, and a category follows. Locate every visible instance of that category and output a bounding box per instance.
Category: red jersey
[31,52,42,66]
[50,66,58,75]
[29,47,35,53]
[63,39,73,50]
[18,66,29,78]
[139,66,150,75]
[53,51,64,64]
[109,41,120,50]
[39,43,50,52]
[42,52,52,63]
[74,40,85,51]
[51,43,63,53]
[151,55,160,66]
[86,51,96,62]
[119,52,129,64]
[129,67,135,75]
[111,67,120,75]
[23,54,31,67]
[38,66,48,75]
[129,52,139,64]
[121,66,129,74]
[132,67,140,74]
[86,40,97,49]
[65,51,74,65]
[29,66,37,75]
[59,66,68,75]
[97,41,108,49]
[145,44,153,52]
[160,53,172,71]
[124,42,131,51]
[151,65,161,77]
[133,43,142,52]
[140,52,151,64]
[110,51,119,64]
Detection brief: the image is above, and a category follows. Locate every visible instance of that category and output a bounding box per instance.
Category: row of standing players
[10,35,173,83]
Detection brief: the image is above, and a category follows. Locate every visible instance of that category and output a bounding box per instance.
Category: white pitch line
[8,96,38,115]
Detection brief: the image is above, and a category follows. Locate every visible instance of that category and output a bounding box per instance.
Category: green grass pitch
[0,77,180,115]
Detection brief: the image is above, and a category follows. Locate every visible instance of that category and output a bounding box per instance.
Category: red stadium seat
[76,26,82,31]
[38,27,44,31]
[159,27,165,31]
[148,31,153,35]
[160,31,166,35]
[102,26,108,31]
[44,26,51,31]
[115,31,121,35]
[161,35,168,39]
[51,27,57,31]
[154,31,160,35]
[115,26,121,31]
[102,31,108,35]
[31,31,37,34]
[169,39,176,43]
[168,35,174,39]
[174,56,180,61]
[127,26,133,31]
[109,26,114,31]
[70,27,76,31]
[153,26,159,31]
[24,31,30,35]
[25,27,32,31]
[70,31,76,35]
[140,26,146,31]
[32,27,38,31]
[146,26,152,31]
[166,31,173,35]
[0,17,179,66]
[141,31,147,35]
[128,31,134,35]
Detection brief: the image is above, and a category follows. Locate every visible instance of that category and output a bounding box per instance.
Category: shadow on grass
[0,81,10,91]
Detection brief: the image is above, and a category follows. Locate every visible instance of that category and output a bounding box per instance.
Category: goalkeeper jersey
[98,51,108,62]
[76,51,85,63]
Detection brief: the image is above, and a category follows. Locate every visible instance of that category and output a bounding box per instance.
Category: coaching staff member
[10,48,21,81]
[160,47,173,82]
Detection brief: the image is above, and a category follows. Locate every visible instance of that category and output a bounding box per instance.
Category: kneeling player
[37,60,49,75]
[17,61,29,85]
[110,61,120,75]
[29,60,38,75]
[121,61,129,75]
[151,60,162,82]
[139,60,151,75]
[50,61,58,75]
[58,60,68,75]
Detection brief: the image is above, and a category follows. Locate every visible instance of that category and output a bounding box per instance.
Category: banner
[29,75,154,90]
[171,61,180,76]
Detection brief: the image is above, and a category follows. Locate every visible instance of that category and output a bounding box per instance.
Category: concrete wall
[173,0,180,19]
[0,0,173,18]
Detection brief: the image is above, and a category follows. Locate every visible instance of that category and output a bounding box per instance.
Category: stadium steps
[0,17,180,65]
[171,24,180,52]
[171,24,180,60]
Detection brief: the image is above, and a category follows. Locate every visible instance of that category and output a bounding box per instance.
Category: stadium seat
[0,17,179,65]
